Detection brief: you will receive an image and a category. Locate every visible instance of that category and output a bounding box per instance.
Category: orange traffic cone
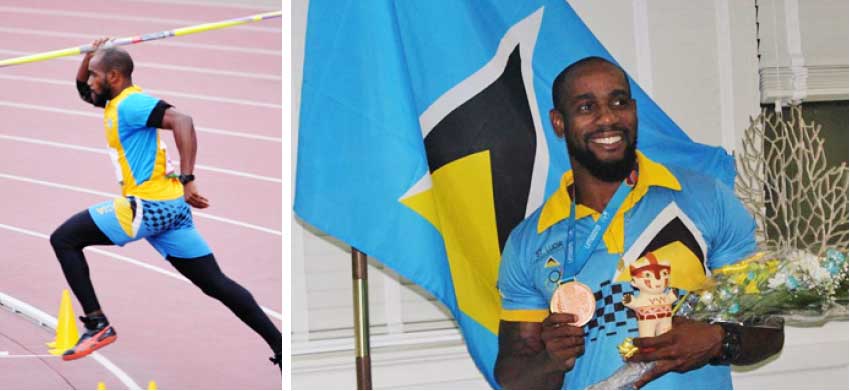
[46,289,79,355]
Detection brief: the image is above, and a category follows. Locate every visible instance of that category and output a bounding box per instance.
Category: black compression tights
[166,254,282,355]
[50,210,281,355]
[50,210,112,314]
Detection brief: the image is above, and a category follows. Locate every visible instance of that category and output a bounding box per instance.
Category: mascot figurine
[622,252,677,338]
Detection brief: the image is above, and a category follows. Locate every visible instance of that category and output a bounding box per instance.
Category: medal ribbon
[560,178,633,284]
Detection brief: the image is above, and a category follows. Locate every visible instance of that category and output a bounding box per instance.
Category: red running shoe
[62,315,117,361]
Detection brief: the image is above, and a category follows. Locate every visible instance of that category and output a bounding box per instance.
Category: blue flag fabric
[296,1,736,387]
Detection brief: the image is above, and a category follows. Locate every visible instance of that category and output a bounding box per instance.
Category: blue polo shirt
[497,151,756,389]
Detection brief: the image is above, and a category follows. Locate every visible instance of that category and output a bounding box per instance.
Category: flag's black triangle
[424,45,537,251]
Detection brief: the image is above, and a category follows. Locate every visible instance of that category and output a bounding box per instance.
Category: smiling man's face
[552,60,638,182]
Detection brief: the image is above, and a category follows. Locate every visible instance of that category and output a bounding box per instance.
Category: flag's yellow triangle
[400,151,502,334]
[615,241,707,291]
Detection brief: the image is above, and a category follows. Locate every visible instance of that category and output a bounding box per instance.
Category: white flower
[810,265,832,284]
[768,271,788,290]
[789,250,832,287]
[700,291,714,305]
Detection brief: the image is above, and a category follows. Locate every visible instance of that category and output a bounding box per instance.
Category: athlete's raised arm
[75,37,110,107]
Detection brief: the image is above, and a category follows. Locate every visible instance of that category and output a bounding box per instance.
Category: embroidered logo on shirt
[535,240,563,260]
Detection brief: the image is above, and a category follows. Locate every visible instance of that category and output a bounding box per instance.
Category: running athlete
[49,38,282,369]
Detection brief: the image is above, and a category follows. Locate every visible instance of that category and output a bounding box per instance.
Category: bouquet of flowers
[589,247,849,389]
[678,248,848,325]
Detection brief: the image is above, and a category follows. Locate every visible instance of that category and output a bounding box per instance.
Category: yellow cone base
[46,289,80,356]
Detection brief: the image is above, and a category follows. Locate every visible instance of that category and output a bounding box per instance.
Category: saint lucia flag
[295,0,735,387]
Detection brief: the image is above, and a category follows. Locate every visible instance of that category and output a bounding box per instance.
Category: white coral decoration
[736,106,849,257]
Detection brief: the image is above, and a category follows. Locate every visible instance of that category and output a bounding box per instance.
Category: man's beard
[567,131,637,182]
[91,84,112,107]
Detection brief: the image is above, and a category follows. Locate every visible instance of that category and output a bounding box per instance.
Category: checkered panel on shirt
[586,280,639,342]
[141,200,193,234]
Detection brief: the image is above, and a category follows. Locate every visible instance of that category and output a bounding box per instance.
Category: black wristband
[710,322,743,365]
[179,174,195,185]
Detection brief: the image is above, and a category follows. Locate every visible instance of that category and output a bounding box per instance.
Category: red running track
[0,1,281,389]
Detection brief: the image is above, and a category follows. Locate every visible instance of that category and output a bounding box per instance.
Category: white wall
[757,0,849,103]
[292,0,849,388]
[567,0,762,152]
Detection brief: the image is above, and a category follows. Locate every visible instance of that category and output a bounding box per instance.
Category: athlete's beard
[91,84,112,107]
[567,128,637,182]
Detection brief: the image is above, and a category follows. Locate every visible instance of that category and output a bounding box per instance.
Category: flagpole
[352,248,373,389]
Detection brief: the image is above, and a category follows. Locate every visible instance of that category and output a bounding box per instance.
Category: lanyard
[560,179,633,284]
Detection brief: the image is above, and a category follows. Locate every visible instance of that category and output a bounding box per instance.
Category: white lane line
[0,173,282,236]
[0,291,141,389]
[152,89,280,109]
[120,0,272,12]
[0,27,280,56]
[136,60,280,80]
[193,212,280,236]
[190,125,281,143]
[119,0,276,11]
[89,354,141,389]
[0,351,56,358]
[0,48,280,81]
[0,7,281,33]
[137,60,280,80]
[0,101,282,143]
[0,134,281,183]
[194,165,281,183]
[0,74,281,109]
[0,223,282,321]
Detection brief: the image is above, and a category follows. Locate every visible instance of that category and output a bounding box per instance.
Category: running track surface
[0,0,281,389]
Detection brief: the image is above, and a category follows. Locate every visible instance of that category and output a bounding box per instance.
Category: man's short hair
[97,47,134,78]
[551,56,630,111]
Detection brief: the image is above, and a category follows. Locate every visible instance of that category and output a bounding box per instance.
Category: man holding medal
[494,57,783,389]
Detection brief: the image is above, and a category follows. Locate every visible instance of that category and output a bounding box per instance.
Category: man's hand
[183,181,209,209]
[82,37,111,64]
[541,313,586,371]
[89,37,111,55]
[627,317,723,389]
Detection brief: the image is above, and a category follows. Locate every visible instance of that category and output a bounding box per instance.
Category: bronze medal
[549,281,595,326]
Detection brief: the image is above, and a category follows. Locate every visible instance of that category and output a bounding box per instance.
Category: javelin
[0,10,281,68]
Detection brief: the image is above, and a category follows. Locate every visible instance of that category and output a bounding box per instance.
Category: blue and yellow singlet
[102,85,183,200]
